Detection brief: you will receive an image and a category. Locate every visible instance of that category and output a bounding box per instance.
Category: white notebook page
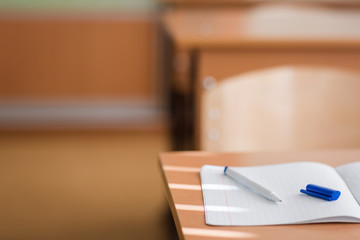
[336,162,360,205]
[200,162,360,226]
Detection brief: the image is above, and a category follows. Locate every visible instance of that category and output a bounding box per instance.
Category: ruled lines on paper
[200,162,360,226]
[336,162,360,205]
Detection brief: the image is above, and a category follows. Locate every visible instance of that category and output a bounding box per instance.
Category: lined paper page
[336,162,360,205]
[200,162,360,226]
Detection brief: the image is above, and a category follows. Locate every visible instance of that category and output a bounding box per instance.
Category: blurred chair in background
[200,66,360,152]
[162,3,360,150]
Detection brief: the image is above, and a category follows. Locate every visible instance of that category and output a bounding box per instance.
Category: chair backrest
[200,66,360,152]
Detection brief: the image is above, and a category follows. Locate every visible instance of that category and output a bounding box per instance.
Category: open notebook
[200,161,360,226]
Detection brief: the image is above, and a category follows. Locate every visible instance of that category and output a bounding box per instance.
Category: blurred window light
[245,4,360,38]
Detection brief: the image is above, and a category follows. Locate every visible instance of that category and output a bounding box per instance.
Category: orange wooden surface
[163,7,360,50]
[195,53,360,147]
[0,130,173,240]
[0,17,156,99]
[197,50,360,85]
[200,66,360,152]
[159,150,360,240]
[163,6,360,94]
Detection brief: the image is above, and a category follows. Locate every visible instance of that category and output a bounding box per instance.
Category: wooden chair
[200,66,360,152]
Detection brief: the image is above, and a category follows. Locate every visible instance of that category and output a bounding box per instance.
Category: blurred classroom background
[1,0,360,239]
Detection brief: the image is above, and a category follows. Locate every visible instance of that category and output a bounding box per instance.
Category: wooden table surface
[163,6,360,50]
[159,150,360,240]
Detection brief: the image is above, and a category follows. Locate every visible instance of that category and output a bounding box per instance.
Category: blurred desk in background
[162,5,360,150]
[0,10,164,131]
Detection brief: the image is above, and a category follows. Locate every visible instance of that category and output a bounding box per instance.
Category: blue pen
[300,184,341,201]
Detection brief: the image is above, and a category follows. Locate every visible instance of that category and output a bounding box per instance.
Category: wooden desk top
[162,6,360,50]
[159,150,360,240]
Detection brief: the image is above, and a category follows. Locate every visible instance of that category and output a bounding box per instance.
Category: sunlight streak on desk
[183,228,256,238]
[163,165,200,172]
[176,204,204,211]
[176,204,250,213]
[169,183,238,191]
[169,183,201,190]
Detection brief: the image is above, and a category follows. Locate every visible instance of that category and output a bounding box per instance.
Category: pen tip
[279,200,283,203]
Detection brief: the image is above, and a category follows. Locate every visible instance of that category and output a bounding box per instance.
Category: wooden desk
[162,6,360,149]
[159,150,360,239]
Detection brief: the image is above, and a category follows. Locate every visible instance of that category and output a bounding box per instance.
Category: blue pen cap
[301,184,341,201]
[306,184,341,200]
